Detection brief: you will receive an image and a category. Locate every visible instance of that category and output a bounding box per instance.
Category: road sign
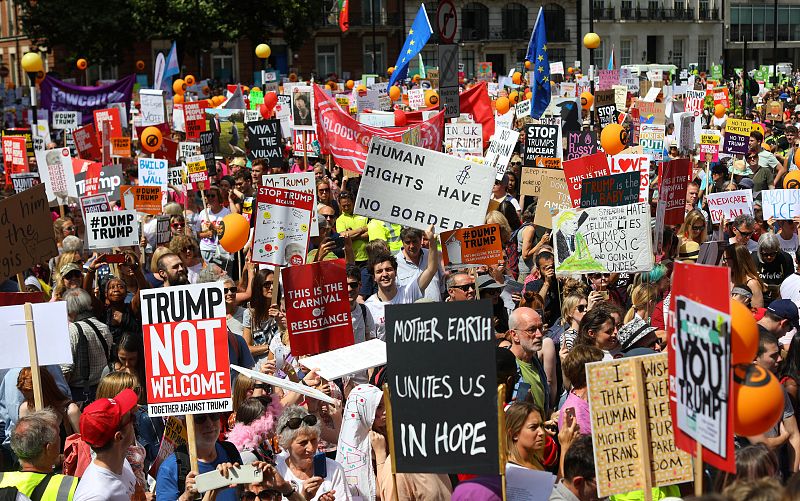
[439,44,459,89]
[436,0,458,44]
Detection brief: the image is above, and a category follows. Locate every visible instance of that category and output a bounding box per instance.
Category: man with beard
[508,307,549,413]
[156,253,189,287]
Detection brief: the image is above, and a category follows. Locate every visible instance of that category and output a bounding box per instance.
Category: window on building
[361,0,386,25]
[699,0,709,18]
[592,47,603,69]
[462,3,489,40]
[461,48,475,78]
[672,39,684,69]
[420,48,438,68]
[9,53,15,87]
[543,4,565,43]
[549,49,566,65]
[362,39,386,74]
[621,0,633,16]
[620,39,632,65]
[6,0,16,38]
[212,45,237,82]
[697,39,708,71]
[502,3,528,39]
[87,64,119,83]
[316,42,339,78]
[674,0,684,11]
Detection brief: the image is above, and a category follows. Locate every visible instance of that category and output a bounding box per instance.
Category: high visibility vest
[0,471,78,501]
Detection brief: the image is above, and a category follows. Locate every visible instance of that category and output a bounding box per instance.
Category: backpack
[62,433,93,477]
[506,222,533,279]
[175,441,242,494]
[0,488,17,501]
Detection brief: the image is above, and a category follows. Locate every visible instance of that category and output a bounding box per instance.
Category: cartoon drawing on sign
[554,211,604,272]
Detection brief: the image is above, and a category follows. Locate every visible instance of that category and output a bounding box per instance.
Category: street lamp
[21,51,42,133]
[255,43,271,85]
[583,32,601,128]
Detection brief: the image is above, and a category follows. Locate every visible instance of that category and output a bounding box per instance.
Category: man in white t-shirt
[395,227,444,302]
[777,220,800,266]
[74,389,139,501]
[365,225,440,340]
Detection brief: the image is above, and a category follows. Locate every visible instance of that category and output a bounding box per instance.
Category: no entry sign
[141,283,232,417]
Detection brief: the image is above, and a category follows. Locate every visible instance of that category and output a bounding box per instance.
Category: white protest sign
[485,128,521,179]
[358,112,395,127]
[549,61,564,75]
[34,147,78,206]
[139,89,167,126]
[141,283,232,417]
[298,339,387,381]
[253,186,315,267]
[606,154,651,203]
[495,109,515,130]
[232,365,337,404]
[261,172,319,237]
[137,157,168,188]
[52,111,80,130]
[706,190,754,224]
[642,86,661,102]
[444,123,483,157]
[515,99,531,117]
[762,190,800,220]
[0,302,72,369]
[407,88,425,110]
[80,194,111,217]
[553,202,653,274]
[355,137,493,232]
[178,141,201,161]
[85,210,139,249]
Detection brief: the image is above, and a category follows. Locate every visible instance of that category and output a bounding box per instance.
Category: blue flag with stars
[526,7,551,119]
[389,4,433,87]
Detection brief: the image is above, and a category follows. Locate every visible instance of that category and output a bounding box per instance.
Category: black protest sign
[580,171,641,208]
[0,184,58,279]
[74,164,123,202]
[156,215,171,246]
[386,300,498,474]
[10,173,40,193]
[523,124,560,167]
[199,131,217,175]
[246,119,283,166]
[594,90,617,127]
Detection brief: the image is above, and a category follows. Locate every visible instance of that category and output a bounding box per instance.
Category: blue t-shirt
[229,333,255,382]
[156,442,239,501]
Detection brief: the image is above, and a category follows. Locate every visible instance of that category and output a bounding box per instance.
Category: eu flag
[389,4,433,87]
[526,7,551,119]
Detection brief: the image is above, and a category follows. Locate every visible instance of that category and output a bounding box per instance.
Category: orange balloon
[219,213,251,253]
[387,66,395,75]
[730,299,759,365]
[346,80,354,89]
[173,79,187,95]
[389,85,401,101]
[289,72,298,82]
[140,126,163,153]
[525,90,532,101]
[242,86,250,93]
[733,365,785,436]
[567,67,574,74]
[185,75,196,86]
[600,123,628,155]
[508,91,520,104]
[524,61,531,70]
[76,58,88,70]
[412,74,420,83]
[356,84,367,93]
[424,90,439,107]
[784,169,800,189]
[206,98,214,107]
[251,87,261,93]
[327,81,337,90]
[495,97,510,114]
[581,91,594,110]
[173,94,184,104]
[714,104,726,118]
[512,72,522,85]
[135,60,145,71]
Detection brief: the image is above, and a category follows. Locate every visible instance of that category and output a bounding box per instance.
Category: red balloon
[264,92,278,110]
[394,108,407,126]
[258,103,271,119]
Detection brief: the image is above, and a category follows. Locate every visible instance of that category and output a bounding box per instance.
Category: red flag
[339,0,349,32]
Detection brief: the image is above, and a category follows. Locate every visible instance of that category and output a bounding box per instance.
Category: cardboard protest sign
[355,137,493,232]
[639,124,666,160]
[587,353,693,498]
[121,185,163,215]
[2,136,28,177]
[261,172,319,237]
[580,172,640,208]
[0,302,72,369]
[659,159,691,226]
[93,108,122,144]
[520,167,555,198]
[762,190,800,220]
[246,119,283,165]
[141,283,232,417]
[80,194,111,217]
[606,153,650,203]
[441,224,503,270]
[386,300,498,474]
[723,118,752,155]
[562,152,610,208]
[35,147,79,207]
[138,157,168,187]
[281,259,353,356]
[444,123,483,157]
[10,173,40,193]
[85,210,139,249]
[553,202,652,274]
[139,89,166,126]
[0,184,58,279]
[52,111,80,130]
[485,128,520,179]
[74,163,122,201]
[523,124,560,166]
[253,186,314,267]
[110,137,131,157]
[534,171,571,228]
[565,131,598,161]
[635,101,666,125]
[669,262,734,472]
[700,131,721,162]
[766,100,784,122]
[706,190,754,224]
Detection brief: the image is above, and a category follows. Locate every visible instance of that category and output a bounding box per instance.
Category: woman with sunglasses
[724,243,766,308]
[558,294,589,353]
[223,276,247,333]
[169,234,206,284]
[243,269,284,364]
[53,216,77,250]
[677,209,707,263]
[196,186,232,268]
[275,406,348,501]
[753,233,794,306]
[170,214,188,237]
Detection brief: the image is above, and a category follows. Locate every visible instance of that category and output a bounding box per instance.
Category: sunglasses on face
[171,223,185,229]
[576,304,587,313]
[63,226,76,232]
[589,273,610,279]
[321,214,335,219]
[182,246,194,253]
[318,188,330,193]
[347,281,360,289]
[450,283,475,292]
[194,413,221,424]
[262,282,273,289]
[279,414,317,433]
[224,287,237,295]
[736,227,753,237]
[762,251,777,257]
[64,272,82,280]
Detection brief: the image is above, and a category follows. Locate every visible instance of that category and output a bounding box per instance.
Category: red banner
[659,159,691,226]
[562,152,610,208]
[314,86,445,174]
[183,101,209,141]
[281,259,353,356]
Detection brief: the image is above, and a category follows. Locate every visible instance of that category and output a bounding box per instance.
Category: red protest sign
[281,259,354,356]
[73,123,102,161]
[182,101,209,141]
[2,136,29,179]
[72,158,103,196]
[659,159,691,226]
[141,283,232,417]
[668,262,735,473]
[93,108,122,144]
[562,152,610,208]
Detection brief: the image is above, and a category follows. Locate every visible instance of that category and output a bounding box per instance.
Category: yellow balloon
[255,44,271,59]
[583,32,601,49]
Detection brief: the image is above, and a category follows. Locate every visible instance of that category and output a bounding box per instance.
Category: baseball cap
[59,263,82,277]
[80,389,138,448]
[230,157,247,167]
[767,299,800,330]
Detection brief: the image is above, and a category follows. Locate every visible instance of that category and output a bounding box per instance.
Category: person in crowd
[53,217,77,251]
[335,191,369,298]
[17,367,80,451]
[677,209,707,262]
[274,406,349,500]
[316,179,339,216]
[508,307,549,412]
[395,227,443,302]
[156,253,190,287]
[346,265,375,346]
[724,243,766,308]
[242,268,282,363]
[559,345,602,436]
[445,272,476,302]
[575,303,621,359]
[753,233,794,306]
[730,214,759,253]
[73,389,139,501]
[50,263,84,303]
[554,292,588,352]
[549,435,597,501]
[517,206,546,281]
[3,409,79,500]
[505,402,546,470]
[525,252,561,328]
[168,234,206,283]
[716,444,780,492]
[226,395,283,464]
[492,174,521,213]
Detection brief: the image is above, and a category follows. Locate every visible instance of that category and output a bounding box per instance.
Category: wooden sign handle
[381,384,399,501]
[24,303,43,411]
[694,441,703,496]
[497,384,506,501]
[185,414,200,472]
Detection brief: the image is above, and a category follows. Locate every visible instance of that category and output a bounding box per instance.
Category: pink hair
[226,394,283,451]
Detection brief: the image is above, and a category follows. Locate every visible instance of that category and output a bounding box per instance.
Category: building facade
[725,0,800,70]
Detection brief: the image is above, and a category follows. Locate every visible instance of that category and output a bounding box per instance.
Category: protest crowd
[8,4,800,501]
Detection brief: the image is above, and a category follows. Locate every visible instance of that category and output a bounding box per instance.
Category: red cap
[79,389,138,448]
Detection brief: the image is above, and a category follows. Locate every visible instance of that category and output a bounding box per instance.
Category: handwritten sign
[485,128,520,179]
[0,184,58,279]
[565,131,598,161]
[706,190,754,224]
[246,119,283,165]
[762,190,800,220]
[607,154,650,203]
[253,186,314,267]
[534,171,571,228]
